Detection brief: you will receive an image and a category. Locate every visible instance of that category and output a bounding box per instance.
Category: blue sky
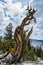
[0,0,43,40]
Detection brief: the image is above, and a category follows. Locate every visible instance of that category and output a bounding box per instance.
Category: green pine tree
[4,23,13,39]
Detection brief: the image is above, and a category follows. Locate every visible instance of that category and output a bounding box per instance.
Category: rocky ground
[0,51,43,65]
[0,61,43,65]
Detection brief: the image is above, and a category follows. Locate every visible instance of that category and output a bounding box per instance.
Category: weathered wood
[13,6,36,63]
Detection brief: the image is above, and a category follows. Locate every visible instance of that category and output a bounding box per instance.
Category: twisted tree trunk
[13,7,36,62]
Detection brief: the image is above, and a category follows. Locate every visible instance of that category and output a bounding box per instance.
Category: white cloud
[0,0,43,40]
[0,3,4,12]
[4,1,27,23]
[4,0,12,2]
[0,0,27,36]
[7,2,22,13]
[0,16,9,31]
[29,0,34,8]
[0,1,24,31]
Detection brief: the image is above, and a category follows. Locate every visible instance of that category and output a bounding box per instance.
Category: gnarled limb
[21,8,36,28]
[28,26,33,37]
